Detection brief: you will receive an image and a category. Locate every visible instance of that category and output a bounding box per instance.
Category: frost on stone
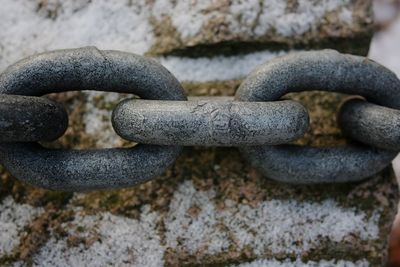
[0,0,369,72]
[0,196,43,256]
[152,0,354,38]
[232,258,370,267]
[2,176,393,265]
[0,0,154,71]
[83,91,127,148]
[32,206,164,267]
[255,0,353,37]
[159,50,288,82]
[165,181,381,256]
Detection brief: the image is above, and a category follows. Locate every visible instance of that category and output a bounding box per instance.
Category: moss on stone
[148,0,373,57]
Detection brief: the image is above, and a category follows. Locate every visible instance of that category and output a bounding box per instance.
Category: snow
[0,0,153,70]
[159,50,288,82]
[152,0,353,38]
[232,258,370,267]
[28,181,381,266]
[0,0,353,82]
[256,0,352,37]
[0,196,43,256]
[83,91,125,148]
[31,206,163,267]
[165,181,380,256]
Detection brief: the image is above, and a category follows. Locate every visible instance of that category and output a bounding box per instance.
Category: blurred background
[372,0,400,266]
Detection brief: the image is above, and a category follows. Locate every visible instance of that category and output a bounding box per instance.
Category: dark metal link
[112,97,309,146]
[0,94,68,142]
[0,46,186,191]
[236,50,399,184]
[242,144,396,183]
[0,143,179,191]
[339,98,400,151]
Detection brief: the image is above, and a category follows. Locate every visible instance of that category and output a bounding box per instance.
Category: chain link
[236,50,400,183]
[0,47,185,191]
[338,98,400,151]
[0,94,68,142]
[112,97,309,146]
[0,47,398,191]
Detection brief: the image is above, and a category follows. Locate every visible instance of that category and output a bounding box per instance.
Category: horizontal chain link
[0,47,398,191]
[111,97,309,146]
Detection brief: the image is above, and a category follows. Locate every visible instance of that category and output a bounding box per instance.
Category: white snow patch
[232,258,370,267]
[152,0,353,39]
[0,0,354,76]
[83,91,125,148]
[0,196,43,256]
[0,0,153,71]
[255,0,353,36]
[165,181,381,256]
[32,206,163,267]
[160,50,288,82]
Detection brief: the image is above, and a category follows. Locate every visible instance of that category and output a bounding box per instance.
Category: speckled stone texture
[149,0,373,56]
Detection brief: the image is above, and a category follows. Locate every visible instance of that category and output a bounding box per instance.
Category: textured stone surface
[149,0,373,56]
[0,0,372,71]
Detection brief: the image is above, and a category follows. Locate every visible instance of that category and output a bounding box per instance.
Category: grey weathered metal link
[0,94,68,142]
[0,47,186,191]
[339,98,400,151]
[242,144,396,183]
[0,143,180,191]
[236,50,399,183]
[112,97,309,146]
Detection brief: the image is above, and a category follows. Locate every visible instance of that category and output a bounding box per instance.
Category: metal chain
[0,47,398,191]
[0,47,185,191]
[235,50,399,183]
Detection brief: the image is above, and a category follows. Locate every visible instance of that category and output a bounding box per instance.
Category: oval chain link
[236,50,399,183]
[0,47,186,191]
